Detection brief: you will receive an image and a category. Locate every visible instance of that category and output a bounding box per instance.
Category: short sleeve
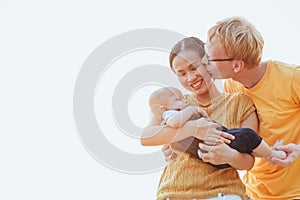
[235,93,256,122]
[222,93,256,128]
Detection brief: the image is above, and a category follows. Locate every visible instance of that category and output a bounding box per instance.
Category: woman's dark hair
[169,37,205,71]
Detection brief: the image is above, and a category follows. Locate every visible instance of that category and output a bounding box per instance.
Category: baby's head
[149,87,188,115]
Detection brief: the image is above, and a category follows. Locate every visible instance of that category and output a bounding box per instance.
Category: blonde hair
[207,16,264,68]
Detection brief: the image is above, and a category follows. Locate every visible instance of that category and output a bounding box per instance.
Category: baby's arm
[166,106,207,128]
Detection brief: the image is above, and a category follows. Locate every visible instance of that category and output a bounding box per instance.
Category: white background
[1,0,300,199]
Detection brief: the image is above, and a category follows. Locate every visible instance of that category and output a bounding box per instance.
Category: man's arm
[269,68,300,165]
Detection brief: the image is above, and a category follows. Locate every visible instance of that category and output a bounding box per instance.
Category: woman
[141,37,257,200]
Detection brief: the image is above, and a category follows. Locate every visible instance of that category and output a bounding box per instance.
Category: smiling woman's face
[172,50,214,98]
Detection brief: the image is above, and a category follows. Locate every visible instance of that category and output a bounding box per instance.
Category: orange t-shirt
[224,60,300,200]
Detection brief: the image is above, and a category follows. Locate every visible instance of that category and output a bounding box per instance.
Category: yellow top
[224,60,300,200]
[156,93,255,200]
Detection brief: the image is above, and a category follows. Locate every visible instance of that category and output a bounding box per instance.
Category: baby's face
[165,90,189,111]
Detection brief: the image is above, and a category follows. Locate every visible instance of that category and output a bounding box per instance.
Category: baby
[148,87,286,168]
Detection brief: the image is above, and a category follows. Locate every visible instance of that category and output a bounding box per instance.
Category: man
[201,16,300,200]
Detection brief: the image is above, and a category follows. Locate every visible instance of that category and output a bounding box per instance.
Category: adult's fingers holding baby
[205,132,227,145]
[192,119,223,140]
[272,143,300,166]
[219,131,235,143]
[197,143,231,165]
[161,144,177,162]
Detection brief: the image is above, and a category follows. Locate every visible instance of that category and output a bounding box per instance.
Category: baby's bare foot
[273,150,286,159]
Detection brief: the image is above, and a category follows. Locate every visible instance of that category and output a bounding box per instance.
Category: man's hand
[271,143,300,166]
[161,144,177,162]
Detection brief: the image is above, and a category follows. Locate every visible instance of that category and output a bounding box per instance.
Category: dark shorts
[173,126,262,168]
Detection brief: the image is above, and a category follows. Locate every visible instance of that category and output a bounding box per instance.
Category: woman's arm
[140,117,233,146]
[240,111,258,132]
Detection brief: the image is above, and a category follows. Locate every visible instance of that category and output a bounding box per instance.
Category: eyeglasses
[205,54,235,65]
[206,56,235,65]
[203,43,235,65]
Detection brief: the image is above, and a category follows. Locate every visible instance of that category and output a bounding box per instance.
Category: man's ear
[233,60,245,73]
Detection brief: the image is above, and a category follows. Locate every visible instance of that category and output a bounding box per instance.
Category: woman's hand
[189,118,235,145]
[198,142,254,170]
[161,144,178,162]
[198,142,234,165]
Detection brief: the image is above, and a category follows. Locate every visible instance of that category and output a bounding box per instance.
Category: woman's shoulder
[224,92,250,99]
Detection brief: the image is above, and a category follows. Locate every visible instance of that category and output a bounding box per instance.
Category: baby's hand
[197,108,209,118]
